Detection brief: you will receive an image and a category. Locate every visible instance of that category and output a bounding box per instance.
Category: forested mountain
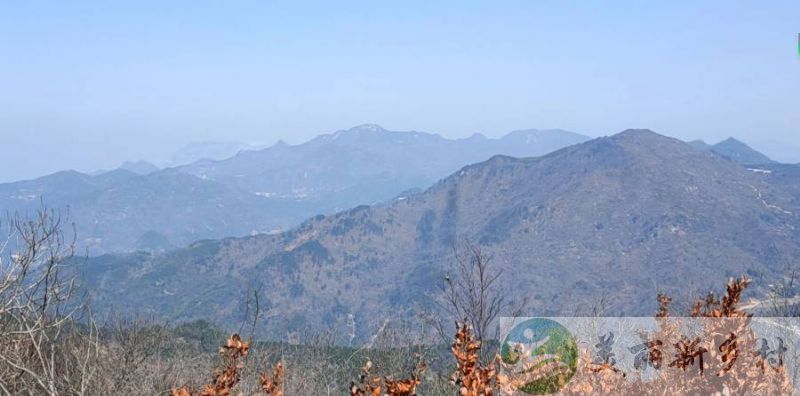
[76,130,800,338]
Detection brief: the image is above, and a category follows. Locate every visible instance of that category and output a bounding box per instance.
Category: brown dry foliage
[202,334,250,396]
[172,334,286,396]
[171,386,192,396]
[690,276,752,318]
[656,292,672,318]
[451,322,496,396]
[563,276,792,395]
[349,358,426,396]
[171,334,249,396]
[349,360,383,396]
[260,361,285,396]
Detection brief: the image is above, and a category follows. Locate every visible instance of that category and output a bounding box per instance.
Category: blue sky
[1,1,798,181]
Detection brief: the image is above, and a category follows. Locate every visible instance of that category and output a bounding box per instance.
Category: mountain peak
[118,160,159,175]
[718,137,746,146]
[348,123,386,132]
[711,137,774,165]
[609,129,687,148]
[324,124,390,141]
[613,128,662,139]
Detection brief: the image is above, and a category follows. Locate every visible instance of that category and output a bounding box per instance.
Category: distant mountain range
[170,141,261,166]
[175,124,591,213]
[90,160,160,176]
[75,130,800,338]
[689,138,775,165]
[0,125,589,253]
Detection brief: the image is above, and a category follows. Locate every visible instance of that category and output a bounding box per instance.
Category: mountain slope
[77,130,800,337]
[0,125,588,253]
[688,140,711,150]
[692,137,776,165]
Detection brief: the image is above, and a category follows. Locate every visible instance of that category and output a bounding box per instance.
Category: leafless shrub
[766,268,800,317]
[97,317,170,394]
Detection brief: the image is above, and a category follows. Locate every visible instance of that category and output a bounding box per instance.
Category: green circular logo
[500,318,578,395]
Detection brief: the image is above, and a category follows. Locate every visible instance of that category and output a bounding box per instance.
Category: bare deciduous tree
[0,205,100,395]
[432,241,527,361]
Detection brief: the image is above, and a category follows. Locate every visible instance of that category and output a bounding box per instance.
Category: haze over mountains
[170,141,263,167]
[0,125,589,253]
[74,130,800,339]
[175,124,590,214]
[689,138,776,165]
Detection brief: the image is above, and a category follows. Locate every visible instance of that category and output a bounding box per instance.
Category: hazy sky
[1,1,798,181]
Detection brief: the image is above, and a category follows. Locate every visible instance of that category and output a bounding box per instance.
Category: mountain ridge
[75,129,800,338]
[1,125,590,253]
